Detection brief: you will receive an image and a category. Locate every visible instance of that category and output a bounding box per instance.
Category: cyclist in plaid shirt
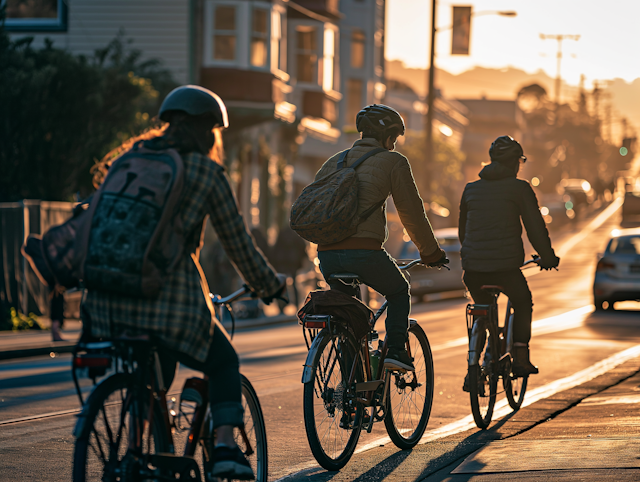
[83,86,284,480]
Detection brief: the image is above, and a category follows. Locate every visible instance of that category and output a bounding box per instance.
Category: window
[4,0,67,31]
[346,79,364,126]
[296,26,318,83]
[213,5,237,61]
[271,10,286,71]
[351,30,365,69]
[251,9,268,67]
[322,28,336,91]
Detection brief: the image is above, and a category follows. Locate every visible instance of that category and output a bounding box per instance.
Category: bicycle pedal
[150,453,200,473]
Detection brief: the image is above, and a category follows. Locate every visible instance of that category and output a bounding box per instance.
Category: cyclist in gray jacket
[459,135,560,382]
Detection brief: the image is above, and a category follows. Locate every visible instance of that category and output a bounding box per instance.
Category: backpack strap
[350,147,386,170]
[336,149,350,170]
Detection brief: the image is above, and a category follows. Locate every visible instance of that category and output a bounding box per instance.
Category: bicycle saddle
[481,285,504,295]
[329,273,361,281]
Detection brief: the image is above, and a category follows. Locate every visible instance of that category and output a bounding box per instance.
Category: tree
[0,20,176,202]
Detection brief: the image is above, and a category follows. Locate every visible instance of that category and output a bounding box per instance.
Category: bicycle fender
[468,320,484,367]
[301,329,328,384]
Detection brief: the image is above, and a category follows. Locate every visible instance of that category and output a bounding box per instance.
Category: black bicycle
[72,286,267,482]
[300,259,438,470]
[466,255,540,429]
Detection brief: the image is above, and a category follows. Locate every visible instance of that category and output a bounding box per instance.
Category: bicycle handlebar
[398,258,451,271]
[210,285,255,306]
[521,254,541,269]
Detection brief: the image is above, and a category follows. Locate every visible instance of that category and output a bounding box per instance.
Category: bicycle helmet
[159,85,229,128]
[489,135,527,164]
[356,104,405,138]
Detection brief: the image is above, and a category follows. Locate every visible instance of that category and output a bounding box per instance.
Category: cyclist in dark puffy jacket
[458,136,560,383]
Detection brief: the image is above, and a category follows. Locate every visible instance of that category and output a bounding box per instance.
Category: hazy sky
[386,0,640,87]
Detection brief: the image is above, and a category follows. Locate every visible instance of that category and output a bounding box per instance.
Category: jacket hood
[352,137,385,149]
[479,161,517,181]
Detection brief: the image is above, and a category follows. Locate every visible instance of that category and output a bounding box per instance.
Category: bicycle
[300,259,438,471]
[71,285,268,482]
[466,255,541,429]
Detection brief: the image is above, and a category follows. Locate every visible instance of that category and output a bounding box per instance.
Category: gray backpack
[34,141,186,298]
[290,147,385,245]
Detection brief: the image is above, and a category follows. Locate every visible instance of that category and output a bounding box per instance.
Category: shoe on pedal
[384,348,415,372]
[210,445,255,481]
[512,345,539,376]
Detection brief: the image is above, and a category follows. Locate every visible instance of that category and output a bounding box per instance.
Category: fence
[0,200,74,319]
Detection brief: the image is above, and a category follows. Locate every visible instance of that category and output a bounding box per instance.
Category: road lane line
[276,335,639,482]
[430,305,593,353]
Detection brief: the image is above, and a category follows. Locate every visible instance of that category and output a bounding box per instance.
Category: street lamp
[424,5,517,197]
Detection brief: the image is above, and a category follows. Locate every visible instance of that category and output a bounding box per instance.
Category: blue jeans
[318,249,410,350]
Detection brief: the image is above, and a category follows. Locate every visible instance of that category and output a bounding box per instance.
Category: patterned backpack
[33,140,186,298]
[290,147,385,245]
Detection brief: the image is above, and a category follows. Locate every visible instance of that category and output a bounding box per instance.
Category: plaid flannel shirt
[83,151,281,362]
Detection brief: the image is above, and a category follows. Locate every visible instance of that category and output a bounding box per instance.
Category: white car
[593,228,640,310]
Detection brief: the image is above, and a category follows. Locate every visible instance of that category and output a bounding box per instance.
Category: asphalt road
[1,202,639,481]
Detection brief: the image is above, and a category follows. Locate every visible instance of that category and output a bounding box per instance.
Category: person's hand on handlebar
[261,273,290,305]
[538,254,560,271]
[421,247,450,268]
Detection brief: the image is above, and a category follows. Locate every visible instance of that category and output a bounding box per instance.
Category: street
[1,202,639,481]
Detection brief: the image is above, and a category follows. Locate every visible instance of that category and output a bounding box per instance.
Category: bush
[0,16,176,202]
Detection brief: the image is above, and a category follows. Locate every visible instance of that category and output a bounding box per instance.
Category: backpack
[26,141,186,298]
[290,147,385,245]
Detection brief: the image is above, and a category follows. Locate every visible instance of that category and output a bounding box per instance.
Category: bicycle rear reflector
[303,315,331,329]
[305,320,327,329]
[73,354,112,368]
[467,308,488,316]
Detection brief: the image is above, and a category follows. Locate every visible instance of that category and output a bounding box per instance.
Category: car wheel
[594,297,606,311]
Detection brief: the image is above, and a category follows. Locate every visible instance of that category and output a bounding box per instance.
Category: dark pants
[161,326,243,429]
[463,270,533,344]
[318,249,410,350]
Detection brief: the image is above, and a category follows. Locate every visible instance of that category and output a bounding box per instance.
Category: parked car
[593,228,640,310]
[621,191,640,228]
[559,178,596,209]
[397,228,464,298]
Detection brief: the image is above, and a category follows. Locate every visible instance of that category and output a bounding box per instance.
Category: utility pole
[539,34,580,106]
[424,0,437,197]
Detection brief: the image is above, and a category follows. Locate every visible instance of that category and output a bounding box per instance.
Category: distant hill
[386,60,640,137]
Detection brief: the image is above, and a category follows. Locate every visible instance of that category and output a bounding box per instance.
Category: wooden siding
[8,0,191,84]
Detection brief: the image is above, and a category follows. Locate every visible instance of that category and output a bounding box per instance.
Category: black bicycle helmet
[159,85,229,128]
[356,104,405,138]
[489,135,527,164]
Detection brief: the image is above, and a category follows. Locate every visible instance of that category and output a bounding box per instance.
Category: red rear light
[596,259,615,271]
[467,308,488,316]
[74,354,111,368]
[304,321,326,329]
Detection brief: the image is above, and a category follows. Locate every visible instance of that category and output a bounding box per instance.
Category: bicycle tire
[73,372,171,482]
[503,301,529,409]
[237,374,268,482]
[303,329,364,471]
[384,323,434,449]
[469,318,499,430]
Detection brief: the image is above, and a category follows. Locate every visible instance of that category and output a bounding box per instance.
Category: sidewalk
[281,354,640,481]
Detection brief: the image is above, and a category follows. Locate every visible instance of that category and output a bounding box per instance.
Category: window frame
[350,29,366,69]
[2,0,68,32]
[250,7,270,69]
[291,20,322,86]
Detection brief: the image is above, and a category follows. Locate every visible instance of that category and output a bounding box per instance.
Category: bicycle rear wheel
[73,373,171,482]
[468,318,499,430]
[503,301,529,409]
[384,322,434,449]
[303,330,364,471]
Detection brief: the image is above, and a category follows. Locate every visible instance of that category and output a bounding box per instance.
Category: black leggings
[160,326,243,429]
[463,270,533,344]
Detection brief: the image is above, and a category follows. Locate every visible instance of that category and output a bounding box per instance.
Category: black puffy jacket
[458,162,555,272]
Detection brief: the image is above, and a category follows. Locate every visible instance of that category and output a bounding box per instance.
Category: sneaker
[210,445,255,481]
[383,348,415,372]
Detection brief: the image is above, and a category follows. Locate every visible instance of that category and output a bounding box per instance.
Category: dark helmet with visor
[356,104,405,138]
[159,85,229,128]
[489,135,527,164]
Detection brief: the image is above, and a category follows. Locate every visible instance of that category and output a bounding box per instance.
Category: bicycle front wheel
[469,318,499,430]
[303,330,364,471]
[238,375,268,482]
[503,301,529,409]
[73,373,171,482]
[384,322,434,449]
